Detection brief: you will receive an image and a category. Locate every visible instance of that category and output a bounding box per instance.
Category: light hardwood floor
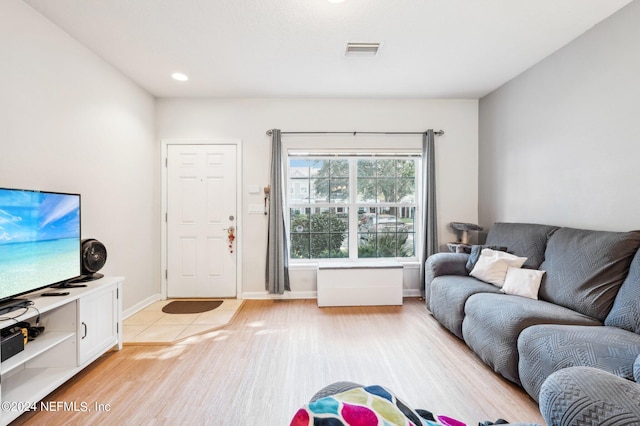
[13,299,545,425]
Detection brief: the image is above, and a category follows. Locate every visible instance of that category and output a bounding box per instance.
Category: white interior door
[167,144,237,298]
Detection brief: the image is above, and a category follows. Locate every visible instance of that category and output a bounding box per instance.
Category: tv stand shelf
[1,331,75,375]
[0,276,123,425]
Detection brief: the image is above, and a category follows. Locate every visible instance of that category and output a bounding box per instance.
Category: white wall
[157,98,478,296]
[479,1,640,232]
[0,0,159,311]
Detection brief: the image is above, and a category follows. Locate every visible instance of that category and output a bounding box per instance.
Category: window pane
[356,178,377,202]
[290,207,348,259]
[289,159,311,204]
[309,234,328,258]
[290,209,310,232]
[376,160,396,177]
[290,178,310,203]
[356,159,417,203]
[398,206,415,257]
[396,159,415,178]
[330,159,349,177]
[356,207,415,258]
[358,237,376,258]
[310,208,328,231]
[377,178,396,202]
[357,159,376,177]
[376,233,398,257]
[330,207,349,257]
[310,159,325,173]
[400,232,415,257]
[290,233,310,259]
[309,178,327,202]
[307,159,349,204]
[397,178,415,202]
[329,178,349,203]
[289,158,311,177]
[289,209,310,259]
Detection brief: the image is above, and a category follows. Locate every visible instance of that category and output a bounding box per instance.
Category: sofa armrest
[539,366,640,426]
[424,253,469,308]
[425,253,469,281]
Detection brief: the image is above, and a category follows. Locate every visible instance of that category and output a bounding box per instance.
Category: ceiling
[23,0,633,99]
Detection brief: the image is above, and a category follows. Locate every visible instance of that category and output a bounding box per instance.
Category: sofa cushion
[429,275,501,339]
[539,228,640,321]
[518,324,640,401]
[605,247,640,333]
[485,223,559,269]
[462,293,601,385]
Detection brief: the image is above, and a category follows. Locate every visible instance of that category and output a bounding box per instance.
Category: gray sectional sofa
[425,222,640,425]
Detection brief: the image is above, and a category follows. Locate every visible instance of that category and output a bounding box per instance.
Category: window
[287,155,418,260]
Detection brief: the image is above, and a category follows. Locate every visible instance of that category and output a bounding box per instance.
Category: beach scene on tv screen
[0,189,80,298]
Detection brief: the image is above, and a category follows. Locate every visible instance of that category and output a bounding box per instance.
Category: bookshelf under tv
[0,277,123,425]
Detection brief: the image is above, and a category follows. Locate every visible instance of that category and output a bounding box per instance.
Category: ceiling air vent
[345,42,381,57]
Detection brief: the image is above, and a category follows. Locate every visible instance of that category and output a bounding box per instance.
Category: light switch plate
[248,204,264,214]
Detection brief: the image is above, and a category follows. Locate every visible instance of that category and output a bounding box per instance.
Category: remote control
[41,292,70,297]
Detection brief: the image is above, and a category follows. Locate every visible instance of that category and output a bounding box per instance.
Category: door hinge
[165,157,168,167]
[165,269,168,279]
[165,212,168,223]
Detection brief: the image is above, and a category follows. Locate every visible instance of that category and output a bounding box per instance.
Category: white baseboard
[123,293,162,319]
[241,290,317,300]
[403,289,424,298]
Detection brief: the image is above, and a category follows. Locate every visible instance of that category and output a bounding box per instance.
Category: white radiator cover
[316,261,403,307]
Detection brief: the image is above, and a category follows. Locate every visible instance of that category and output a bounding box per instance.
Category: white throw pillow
[469,248,527,287]
[502,266,545,299]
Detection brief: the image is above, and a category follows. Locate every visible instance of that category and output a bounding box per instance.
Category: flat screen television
[0,188,81,312]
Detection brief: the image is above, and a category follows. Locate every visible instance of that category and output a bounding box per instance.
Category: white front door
[167,144,237,298]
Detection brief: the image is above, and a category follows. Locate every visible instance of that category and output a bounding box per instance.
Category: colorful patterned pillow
[290,385,442,426]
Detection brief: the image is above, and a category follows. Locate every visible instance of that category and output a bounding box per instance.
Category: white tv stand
[0,276,123,425]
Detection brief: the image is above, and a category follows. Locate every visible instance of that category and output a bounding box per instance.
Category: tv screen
[0,188,81,303]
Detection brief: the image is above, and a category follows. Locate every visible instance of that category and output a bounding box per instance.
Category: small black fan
[56,238,107,287]
[76,238,107,282]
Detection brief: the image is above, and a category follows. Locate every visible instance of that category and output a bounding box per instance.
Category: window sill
[289,259,419,271]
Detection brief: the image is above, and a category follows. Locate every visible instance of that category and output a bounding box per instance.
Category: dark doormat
[162,300,223,314]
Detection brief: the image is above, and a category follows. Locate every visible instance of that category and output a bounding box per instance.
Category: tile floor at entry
[123,299,244,344]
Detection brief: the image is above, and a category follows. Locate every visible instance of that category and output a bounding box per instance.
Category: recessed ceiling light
[171,72,189,82]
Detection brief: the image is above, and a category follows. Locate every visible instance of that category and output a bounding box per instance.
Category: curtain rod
[265,130,444,137]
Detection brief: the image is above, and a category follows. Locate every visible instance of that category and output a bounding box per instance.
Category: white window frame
[284,142,423,264]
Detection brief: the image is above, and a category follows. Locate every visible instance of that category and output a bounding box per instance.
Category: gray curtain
[420,129,437,290]
[265,129,291,294]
